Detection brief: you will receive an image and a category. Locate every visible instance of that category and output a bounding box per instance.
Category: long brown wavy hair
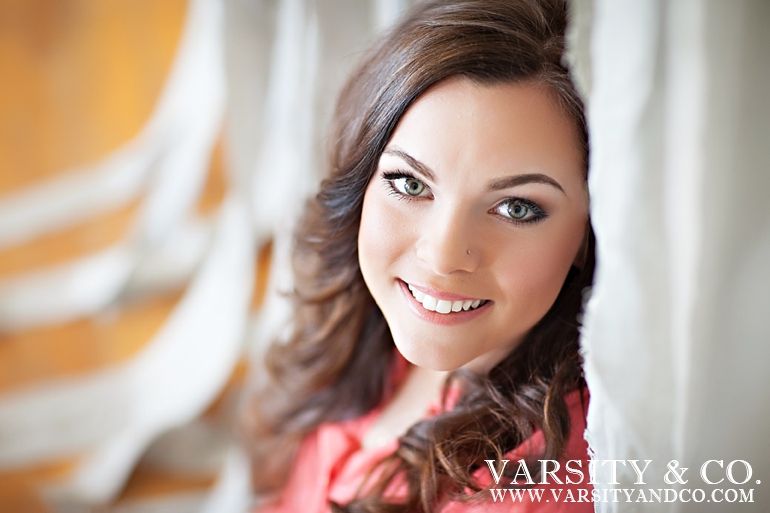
[245,0,595,511]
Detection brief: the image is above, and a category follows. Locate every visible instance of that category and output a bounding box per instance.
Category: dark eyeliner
[382,170,416,181]
[496,197,548,225]
[381,171,426,200]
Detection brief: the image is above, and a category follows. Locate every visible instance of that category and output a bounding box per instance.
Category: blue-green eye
[392,176,428,197]
[494,198,547,224]
[508,201,530,220]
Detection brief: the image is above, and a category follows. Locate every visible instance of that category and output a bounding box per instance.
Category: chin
[391,333,469,372]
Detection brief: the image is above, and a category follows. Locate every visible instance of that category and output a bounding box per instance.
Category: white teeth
[407,283,485,315]
[436,300,452,314]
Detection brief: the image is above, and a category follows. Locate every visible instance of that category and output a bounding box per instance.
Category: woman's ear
[572,222,591,270]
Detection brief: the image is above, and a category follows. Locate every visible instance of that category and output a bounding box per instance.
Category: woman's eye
[508,201,531,219]
[495,198,546,224]
[392,177,428,197]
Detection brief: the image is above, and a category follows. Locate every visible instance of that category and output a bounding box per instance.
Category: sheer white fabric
[0,0,412,510]
[0,0,225,331]
[574,0,770,511]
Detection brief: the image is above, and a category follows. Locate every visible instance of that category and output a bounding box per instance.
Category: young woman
[246,0,596,511]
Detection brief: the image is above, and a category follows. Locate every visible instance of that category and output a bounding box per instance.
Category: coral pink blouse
[257,381,593,512]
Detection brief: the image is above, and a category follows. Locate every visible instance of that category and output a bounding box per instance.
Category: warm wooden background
[0,1,266,510]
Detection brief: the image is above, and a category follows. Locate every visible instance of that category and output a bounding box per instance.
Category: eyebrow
[382,146,565,194]
[488,174,565,194]
[382,148,436,182]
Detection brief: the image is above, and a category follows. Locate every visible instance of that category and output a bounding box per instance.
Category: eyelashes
[383,171,432,199]
[380,171,548,225]
[492,197,548,224]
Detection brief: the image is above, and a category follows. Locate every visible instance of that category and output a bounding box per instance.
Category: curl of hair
[244,0,595,510]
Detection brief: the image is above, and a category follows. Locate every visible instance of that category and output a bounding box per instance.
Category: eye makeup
[491,197,548,225]
[381,170,548,226]
[382,171,432,200]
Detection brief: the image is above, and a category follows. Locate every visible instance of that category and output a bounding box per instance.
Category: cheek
[494,220,586,316]
[358,185,407,290]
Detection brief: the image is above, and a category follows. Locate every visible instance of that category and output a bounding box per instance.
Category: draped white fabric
[0,0,412,511]
[575,0,770,511]
[0,0,225,331]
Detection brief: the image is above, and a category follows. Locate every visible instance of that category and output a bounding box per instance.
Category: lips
[406,282,488,315]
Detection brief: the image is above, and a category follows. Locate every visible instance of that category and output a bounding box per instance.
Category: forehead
[386,77,585,188]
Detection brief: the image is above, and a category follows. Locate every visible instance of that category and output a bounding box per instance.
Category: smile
[406,282,488,315]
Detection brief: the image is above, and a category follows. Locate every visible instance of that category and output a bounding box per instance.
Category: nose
[415,204,481,275]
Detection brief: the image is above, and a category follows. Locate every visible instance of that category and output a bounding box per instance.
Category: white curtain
[573,0,770,511]
[0,0,412,511]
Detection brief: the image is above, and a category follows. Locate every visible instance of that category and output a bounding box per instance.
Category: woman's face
[358,77,589,372]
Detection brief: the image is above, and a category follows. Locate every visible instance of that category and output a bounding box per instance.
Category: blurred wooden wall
[0,1,263,510]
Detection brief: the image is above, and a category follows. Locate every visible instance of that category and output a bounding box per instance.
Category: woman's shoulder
[258,384,592,513]
[256,406,395,513]
[440,387,593,513]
